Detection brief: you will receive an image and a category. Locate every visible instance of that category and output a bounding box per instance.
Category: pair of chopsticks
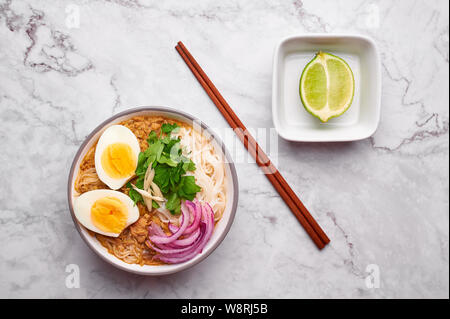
[175,41,330,249]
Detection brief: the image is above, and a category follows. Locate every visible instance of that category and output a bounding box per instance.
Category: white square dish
[272,34,381,142]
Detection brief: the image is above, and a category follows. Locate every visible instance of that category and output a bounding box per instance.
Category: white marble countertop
[0,0,448,298]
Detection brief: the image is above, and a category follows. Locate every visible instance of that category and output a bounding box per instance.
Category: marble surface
[0,0,448,299]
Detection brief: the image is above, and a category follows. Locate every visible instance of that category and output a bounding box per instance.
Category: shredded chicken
[129,214,150,244]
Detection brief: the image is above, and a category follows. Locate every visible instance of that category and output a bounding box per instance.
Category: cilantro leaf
[135,175,144,189]
[128,125,201,214]
[152,200,160,209]
[165,192,180,213]
[161,135,171,144]
[136,155,150,176]
[179,175,201,197]
[137,152,147,168]
[144,140,164,163]
[163,138,181,153]
[157,155,178,167]
[161,123,179,134]
[182,158,196,172]
[153,165,171,193]
[147,130,158,144]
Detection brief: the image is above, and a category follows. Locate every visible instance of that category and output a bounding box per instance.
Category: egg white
[94,125,140,190]
[73,189,140,237]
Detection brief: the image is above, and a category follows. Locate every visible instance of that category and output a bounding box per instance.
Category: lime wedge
[299,51,355,122]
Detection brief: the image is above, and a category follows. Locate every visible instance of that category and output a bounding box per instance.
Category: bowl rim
[271,33,382,142]
[67,106,239,275]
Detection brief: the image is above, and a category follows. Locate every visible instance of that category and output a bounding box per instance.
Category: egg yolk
[101,143,136,179]
[91,196,128,234]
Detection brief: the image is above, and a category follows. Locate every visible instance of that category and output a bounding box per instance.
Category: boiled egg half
[74,189,139,237]
[95,125,140,190]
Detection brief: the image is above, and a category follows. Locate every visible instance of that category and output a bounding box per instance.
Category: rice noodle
[173,127,227,221]
[74,148,106,195]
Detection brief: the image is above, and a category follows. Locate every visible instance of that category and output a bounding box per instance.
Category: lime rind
[299,51,355,122]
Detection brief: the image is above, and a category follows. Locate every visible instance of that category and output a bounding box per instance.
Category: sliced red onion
[148,203,190,244]
[167,223,178,234]
[168,200,201,235]
[146,199,216,264]
[151,226,201,249]
[146,223,206,255]
[148,223,166,236]
[168,201,191,231]
[155,203,215,264]
[167,227,201,247]
[167,201,190,233]
[147,221,201,248]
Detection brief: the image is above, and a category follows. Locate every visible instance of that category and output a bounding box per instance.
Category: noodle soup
[73,114,228,266]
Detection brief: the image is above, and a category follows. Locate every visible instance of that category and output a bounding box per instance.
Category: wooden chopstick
[175,45,325,249]
[175,41,330,249]
[177,42,330,246]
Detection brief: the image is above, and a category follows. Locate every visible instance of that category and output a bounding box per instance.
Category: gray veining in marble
[0,0,448,298]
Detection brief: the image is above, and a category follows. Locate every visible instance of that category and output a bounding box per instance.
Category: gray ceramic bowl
[67,107,239,275]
